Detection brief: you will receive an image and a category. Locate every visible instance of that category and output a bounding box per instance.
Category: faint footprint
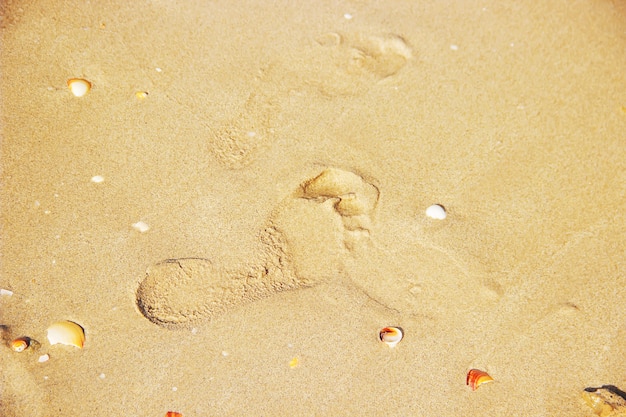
[208,67,280,169]
[313,32,413,96]
[135,168,379,328]
[206,33,412,166]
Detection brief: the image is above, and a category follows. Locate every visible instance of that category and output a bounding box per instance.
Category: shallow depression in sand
[135,168,380,328]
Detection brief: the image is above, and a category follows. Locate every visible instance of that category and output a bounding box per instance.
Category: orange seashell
[466,369,494,391]
[10,337,30,352]
[379,326,404,348]
[165,412,183,417]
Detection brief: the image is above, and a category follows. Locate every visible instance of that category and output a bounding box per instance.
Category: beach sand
[1,1,626,415]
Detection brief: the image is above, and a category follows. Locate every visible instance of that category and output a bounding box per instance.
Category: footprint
[298,168,379,251]
[208,67,281,169]
[206,33,411,167]
[135,168,379,328]
[312,32,413,96]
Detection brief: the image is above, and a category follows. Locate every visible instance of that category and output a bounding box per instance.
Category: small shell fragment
[165,412,183,417]
[10,337,30,352]
[379,326,404,348]
[67,78,92,97]
[425,204,447,220]
[0,288,13,296]
[38,354,50,363]
[132,221,150,233]
[466,369,494,391]
[47,321,85,348]
[582,385,626,416]
[289,357,299,368]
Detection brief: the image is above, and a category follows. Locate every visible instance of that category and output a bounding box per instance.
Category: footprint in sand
[135,168,379,328]
[206,32,412,168]
[316,32,412,80]
[208,68,280,168]
[312,32,413,96]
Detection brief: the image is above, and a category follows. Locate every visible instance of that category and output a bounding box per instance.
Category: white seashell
[67,78,91,97]
[379,326,404,348]
[425,204,446,220]
[47,321,85,348]
[0,288,13,296]
[38,354,50,362]
[132,221,150,233]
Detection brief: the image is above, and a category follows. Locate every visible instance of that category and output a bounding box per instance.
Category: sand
[1,1,626,415]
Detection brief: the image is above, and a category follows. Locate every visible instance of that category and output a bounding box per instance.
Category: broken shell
[38,353,50,363]
[379,326,404,348]
[165,412,183,417]
[582,385,626,416]
[466,369,494,391]
[10,337,30,352]
[67,78,91,97]
[0,288,13,296]
[47,321,85,348]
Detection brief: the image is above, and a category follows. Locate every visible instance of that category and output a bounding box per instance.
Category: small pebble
[425,204,447,220]
[38,354,50,363]
[90,175,105,183]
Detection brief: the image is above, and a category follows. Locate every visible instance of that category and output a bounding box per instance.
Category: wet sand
[1,1,626,415]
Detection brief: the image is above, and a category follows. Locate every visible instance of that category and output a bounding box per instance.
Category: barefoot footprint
[135,168,379,328]
[299,168,379,251]
[206,32,412,168]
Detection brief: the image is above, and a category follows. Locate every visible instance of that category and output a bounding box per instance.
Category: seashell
[132,221,150,233]
[47,321,85,348]
[67,78,91,97]
[10,337,30,352]
[466,369,494,391]
[38,353,50,363]
[425,204,447,220]
[582,385,626,416]
[165,412,183,417]
[289,357,299,368]
[379,326,404,348]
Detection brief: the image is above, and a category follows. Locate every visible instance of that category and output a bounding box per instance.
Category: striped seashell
[379,326,404,348]
[466,369,494,391]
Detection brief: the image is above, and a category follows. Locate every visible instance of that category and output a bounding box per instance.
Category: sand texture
[1,1,626,416]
